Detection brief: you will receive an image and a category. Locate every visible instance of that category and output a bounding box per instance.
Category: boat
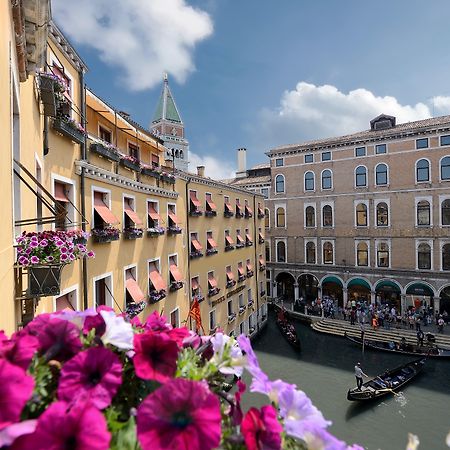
[276,310,301,350]
[345,333,450,358]
[347,358,426,401]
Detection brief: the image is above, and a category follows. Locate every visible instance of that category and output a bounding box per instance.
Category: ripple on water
[394,392,408,408]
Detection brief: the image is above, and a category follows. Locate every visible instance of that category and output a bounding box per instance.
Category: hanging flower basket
[53,117,86,145]
[27,264,63,297]
[119,156,141,172]
[90,142,120,162]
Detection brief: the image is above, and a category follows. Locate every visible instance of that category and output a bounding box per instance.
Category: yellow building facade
[1,1,267,336]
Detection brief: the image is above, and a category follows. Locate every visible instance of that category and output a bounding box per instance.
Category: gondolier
[355,362,368,390]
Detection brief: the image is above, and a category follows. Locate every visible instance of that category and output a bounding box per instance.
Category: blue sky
[54,0,450,178]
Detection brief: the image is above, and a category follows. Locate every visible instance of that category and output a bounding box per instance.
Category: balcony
[208,287,220,297]
[167,226,182,235]
[239,305,247,315]
[147,227,165,237]
[227,313,236,324]
[148,289,166,304]
[169,281,184,292]
[161,172,176,184]
[190,250,203,259]
[38,72,65,117]
[90,142,120,162]
[91,227,120,243]
[123,228,143,240]
[206,248,218,256]
[226,279,236,288]
[53,117,85,145]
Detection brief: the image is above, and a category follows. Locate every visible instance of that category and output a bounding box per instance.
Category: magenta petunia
[12,401,110,450]
[0,333,39,370]
[145,310,171,332]
[0,359,34,430]
[58,347,122,409]
[241,405,283,450]
[137,378,221,450]
[25,315,82,361]
[133,332,179,382]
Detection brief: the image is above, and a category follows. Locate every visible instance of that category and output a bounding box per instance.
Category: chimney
[236,148,247,179]
[197,165,205,177]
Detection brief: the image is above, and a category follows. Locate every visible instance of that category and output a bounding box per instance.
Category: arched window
[264,208,270,228]
[305,206,315,227]
[417,200,430,226]
[356,203,367,227]
[376,202,389,226]
[442,199,450,226]
[175,149,179,158]
[321,170,332,190]
[275,175,284,193]
[306,241,316,264]
[357,242,368,266]
[418,243,431,270]
[322,205,333,227]
[304,171,315,191]
[276,241,286,262]
[375,163,388,185]
[180,150,184,159]
[276,207,285,228]
[377,242,389,267]
[443,244,450,270]
[441,156,450,180]
[416,159,430,182]
[355,166,367,187]
[323,242,333,264]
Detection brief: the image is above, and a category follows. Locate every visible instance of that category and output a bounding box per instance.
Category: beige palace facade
[266,114,450,314]
[1,1,266,334]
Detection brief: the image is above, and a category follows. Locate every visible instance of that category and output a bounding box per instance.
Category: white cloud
[256,82,450,148]
[52,0,213,91]
[188,151,235,180]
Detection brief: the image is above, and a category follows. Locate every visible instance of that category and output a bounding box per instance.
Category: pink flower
[0,333,39,370]
[12,401,110,450]
[0,420,37,447]
[133,331,179,382]
[87,251,95,258]
[30,256,40,264]
[241,405,282,450]
[0,359,34,430]
[60,253,69,262]
[145,311,171,332]
[58,347,122,409]
[137,378,221,450]
[17,256,29,266]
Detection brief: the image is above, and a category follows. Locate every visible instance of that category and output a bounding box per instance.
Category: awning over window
[208,273,217,288]
[207,237,217,248]
[55,294,74,311]
[236,202,243,211]
[206,199,217,211]
[245,205,253,215]
[226,268,234,280]
[238,265,245,276]
[259,233,264,240]
[246,234,252,241]
[190,191,201,207]
[168,212,179,224]
[54,182,69,202]
[148,204,161,221]
[93,192,119,224]
[224,202,233,212]
[225,235,234,245]
[237,234,245,243]
[124,200,143,225]
[259,256,265,265]
[170,263,183,282]
[247,261,253,271]
[191,239,202,251]
[149,263,166,291]
[191,277,199,290]
[126,277,145,302]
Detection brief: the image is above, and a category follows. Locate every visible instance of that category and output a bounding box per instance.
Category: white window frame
[304,202,317,229]
[321,151,332,162]
[439,195,450,227]
[275,203,287,229]
[440,239,450,271]
[304,238,317,265]
[439,155,450,182]
[415,158,431,184]
[275,174,285,194]
[123,263,138,308]
[147,257,162,295]
[92,272,114,309]
[53,284,79,312]
[304,154,314,164]
[354,199,369,228]
[304,171,315,192]
[123,193,137,228]
[354,165,368,188]
[416,137,429,149]
[374,198,390,228]
[414,196,433,227]
[375,143,388,155]
[415,239,433,271]
[355,146,366,157]
[91,185,113,227]
[275,157,284,167]
[354,239,370,268]
[275,238,287,263]
[321,168,333,191]
[321,239,335,265]
[374,162,389,187]
[51,173,76,230]
[320,200,335,228]
[375,239,391,269]
[170,307,180,328]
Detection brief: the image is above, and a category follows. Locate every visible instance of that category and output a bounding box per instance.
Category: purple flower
[45,256,54,263]
[53,308,97,328]
[55,240,65,247]
[25,248,32,255]
[0,333,39,370]
[69,253,76,261]
[39,239,48,247]
[30,256,40,265]
[60,253,69,262]
[58,347,122,409]
[18,256,29,266]
[29,241,38,248]
[60,246,68,253]
[145,310,171,332]
[87,251,95,258]
[301,424,348,450]
[241,405,282,450]
[0,420,37,447]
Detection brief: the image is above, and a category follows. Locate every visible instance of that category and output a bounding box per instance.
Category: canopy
[225,235,234,245]
[237,234,245,243]
[208,273,217,288]
[168,212,179,224]
[124,201,143,225]
[126,277,145,302]
[259,256,265,265]
[375,280,401,292]
[246,261,253,271]
[322,276,343,287]
[191,277,199,290]
[238,265,245,275]
[406,283,434,297]
[149,264,166,291]
[207,237,217,248]
[246,234,252,242]
[54,182,69,202]
[93,192,119,224]
[206,199,217,211]
[245,205,253,215]
[169,263,183,282]
[191,239,202,251]
[226,268,234,280]
[148,204,161,221]
[189,191,201,207]
[347,278,371,291]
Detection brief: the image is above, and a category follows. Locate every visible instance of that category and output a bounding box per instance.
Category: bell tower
[150,73,189,171]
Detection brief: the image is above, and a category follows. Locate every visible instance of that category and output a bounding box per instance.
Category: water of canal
[242,311,450,450]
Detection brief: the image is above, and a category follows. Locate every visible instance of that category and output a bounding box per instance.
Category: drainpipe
[43,117,49,155]
[253,194,260,329]
[185,178,192,329]
[80,71,88,310]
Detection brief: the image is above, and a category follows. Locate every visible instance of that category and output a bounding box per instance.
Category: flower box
[208,287,220,297]
[28,264,63,297]
[236,243,245,249]
[225,245,234,252]
[169,281,183,292]
[53,118,85,145]
[147,227,165,237]
[239,305,247,315]
[245,212,253,219]
[206,248,218,256]
[205,210,217,217]
[247,270,254,278]
[90,143,120,162]
[238,275,246,283]
[226,280,236,289]
[190,251,203,259]
[91,227,120,243]
[189,209,203,217]
[259,264,266,271]
[228,313,236,324]
[125,301,147,318]
[141,167,161,179]
[120,158,141,172]
[123,228,143,240]
[224,210,234,218]
[248,300,254,308]
[258,212,265,219]
[246,240,253,247]
[259,237,265,244]
[260,291,266,297]
[235,212,244,218]
[148,289,166,304]
[167,226,182,235]
[161,173,176,184]
[192,293,204,303]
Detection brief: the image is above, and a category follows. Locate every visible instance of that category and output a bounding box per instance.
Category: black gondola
[347,358,426,401]
[276,311,301,350]
[345,333,450,358]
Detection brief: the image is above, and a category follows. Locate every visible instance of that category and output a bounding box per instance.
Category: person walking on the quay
[417,329,424,347]
[438,316,445,333]
[355,362,368,391]
[350,309,356,325]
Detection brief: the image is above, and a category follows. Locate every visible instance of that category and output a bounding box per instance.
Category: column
[370,290,376,305]
[272,282,278,299]
[400,294,407,314]
[294,283,299,301]
[343,288,348,306]
[434,297,441,314]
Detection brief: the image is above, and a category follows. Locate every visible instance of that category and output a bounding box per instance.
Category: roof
[227,175,271,186]
[268,114,450,155]
[251,163,270,170]
[152,74,182,124]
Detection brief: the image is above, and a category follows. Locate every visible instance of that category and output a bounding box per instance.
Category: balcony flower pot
[238,275,246,283]
[249,326,256,335]
[167,226,182,235]
[225,245,234,252]
[208,287,220,297]
[27,264,63,297]
[236,243,245,249]
[123,228,143,240]
[206,248,218,256]
[235,212,244,218]
[91,227,120,243]
[248,300,254,308]
[148,289,166,304]
[239,306,247,315]
[141,166,161,179]
[226,280,236,289]
[119,157,141,172]
[246,241,253,247]
[90,142,120,162]
[259,238,265,244]
[190,251,203,259]
[125,301,146,318]
[147,227,165,237]
[170,281,183,292]
[228,314,236,324]
[205,210,217,217]
[247,270,254,278]
[224,210,234,218]
[189,209,203,217]
[53,117,86,145]
[245,213,253,219]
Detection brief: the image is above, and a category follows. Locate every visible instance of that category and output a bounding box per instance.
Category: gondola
[347,358,426,401]
[276,313,301,350]
[345,333,450,358]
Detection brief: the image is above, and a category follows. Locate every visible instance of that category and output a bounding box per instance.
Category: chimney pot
[197,165,205,177]
[236,148,247,178]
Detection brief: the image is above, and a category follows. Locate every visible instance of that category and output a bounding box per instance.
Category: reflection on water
[245,311,450,450]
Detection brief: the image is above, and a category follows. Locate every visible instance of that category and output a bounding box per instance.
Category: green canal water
[242,312,450,450]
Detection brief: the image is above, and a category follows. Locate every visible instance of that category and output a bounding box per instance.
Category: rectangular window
[441,135,450,146]
[228,300,234,316]
[94,275,112,308]
[128,142,139,160]
[375,144,387,154]
[170,309,180,328]
[275,158,284,167]
[355,147,366,157]
[99,125,112,143]
[304,154,313,163]
[416,138,428,149]
[261,188,269,198]
[209,310,216,331]
[321,151,331,161]
[54,181,70,230]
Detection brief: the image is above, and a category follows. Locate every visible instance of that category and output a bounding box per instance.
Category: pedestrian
[372,316,378,330]
[350,309,356,325]
[354,362,368,391]
[417,329,424,347]
[438,317,445,334]
[360,322,365,341]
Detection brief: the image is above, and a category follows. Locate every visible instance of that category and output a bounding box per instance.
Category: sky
[52,0,450,179]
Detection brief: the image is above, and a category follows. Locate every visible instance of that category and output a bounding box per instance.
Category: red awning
[226,268,234,280]
[237,235,245,243]
[206,200,217,211]
[56,294,73,311]
[54,182,69,202]
[191,239,202,251]
[126,277,145,302]
[149,264,166,291]
[124,201,143,225]
[190,191,201,207]
[238,265,244,275]
[168,212,179,224]
[247,261,253,271]
[246,234,252,241]
[170,263,183,282]
[207,237,217,248]
[245,205,253,215]
[224,202,233,212]
[191,277,199,290]
[93,192,119,224]
[148,204,161,221]
[225,235,234,245]
[259,256,265,265]
[208,273,217,288]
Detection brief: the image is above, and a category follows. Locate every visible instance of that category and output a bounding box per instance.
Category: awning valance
[54,182,69,202]
[191,239,202,251]
[124,201,143,226]
[190,191,201,207]
[148,204,161,221]
[149,264,166,291]
[208,273,217,288]
[225,235,234,245]
[207,237,217,248]
[126,277,146,302]
[168,212,179,224]
[169,263,183,282]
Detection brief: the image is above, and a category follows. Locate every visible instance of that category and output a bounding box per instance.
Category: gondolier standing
[355,362,368,390]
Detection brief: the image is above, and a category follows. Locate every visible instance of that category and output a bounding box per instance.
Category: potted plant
[238,274,246,283]
[119,154,141,172]
[226,279,236,288]
[206,247,218,256]
[227,313,236,323]
[53,116,86,145]
[260,290,266,297]
[246,239,253,247]
[205,209,217,217]
[167,225,182,235]
[247,270,254,278]
[259,263,266,271]
[141,164,161,179]
[248,299,254,308]
[91,227,120,243]
[225,244,234,252]
[124,300,146,318]
[38,72,66,117]
[90,139,121,162]
[189,250,203,259]
[169,281,184,292]
[123,228,143,240]
[189,207,203,217]
[147,226,165,237]
[148,289,166,303]
[259,236,265,244]
[16,230,94,297]
[239,305,247,315]
[224,209,234,218]
[208,287,220,297]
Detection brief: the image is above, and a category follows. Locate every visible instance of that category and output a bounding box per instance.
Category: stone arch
[404,281,437,312]
[320,275,344,307]
[275,271,295,302]
[346,277,372,304]
[297,273,319,304]
[374,278,402,310]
